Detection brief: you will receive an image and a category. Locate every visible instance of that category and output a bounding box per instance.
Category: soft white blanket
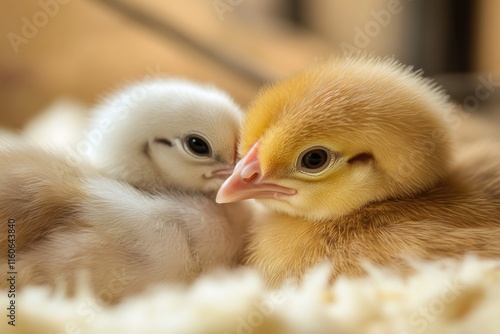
[1,256,499,334]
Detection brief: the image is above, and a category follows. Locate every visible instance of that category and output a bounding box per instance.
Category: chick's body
[249,150,500,284]
[0,145,244,300]
[0,80,251,301]
[217,57,500,286]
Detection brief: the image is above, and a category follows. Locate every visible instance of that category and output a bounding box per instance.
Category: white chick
[0,79,251,302]
[86,79,242,193]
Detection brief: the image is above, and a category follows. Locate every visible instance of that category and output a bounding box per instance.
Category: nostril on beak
[243,173,259,183]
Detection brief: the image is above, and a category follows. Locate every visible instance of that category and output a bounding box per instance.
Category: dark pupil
[302,150,327,169]
[188,137,209,155]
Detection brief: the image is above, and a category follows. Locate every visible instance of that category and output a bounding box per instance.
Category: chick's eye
[302,150,327,169]
[185,135,211,157]
[298,147,331,173]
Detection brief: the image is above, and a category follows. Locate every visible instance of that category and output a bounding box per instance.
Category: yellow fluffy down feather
[217,56,500,286]
[1,257,500,334]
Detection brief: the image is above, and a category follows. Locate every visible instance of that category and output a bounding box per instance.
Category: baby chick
[87,78,242,193]
[0,79,251,301]
[217,56,500,286]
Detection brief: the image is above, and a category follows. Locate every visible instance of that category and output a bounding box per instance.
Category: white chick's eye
[297,147,331,173]
[184,135,212,158]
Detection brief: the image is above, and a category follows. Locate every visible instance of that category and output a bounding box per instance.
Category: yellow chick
[217,56,500,286]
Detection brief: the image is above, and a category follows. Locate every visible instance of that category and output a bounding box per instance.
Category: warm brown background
[1,0,499,129]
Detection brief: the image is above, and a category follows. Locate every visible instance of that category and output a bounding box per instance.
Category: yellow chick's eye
[297,146,331,173]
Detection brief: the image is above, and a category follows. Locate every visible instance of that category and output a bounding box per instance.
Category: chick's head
[217,57,454,221]
[88,79,242,193]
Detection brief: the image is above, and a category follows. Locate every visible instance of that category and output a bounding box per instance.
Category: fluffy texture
[0,143,248,302]
[87,78,243,193]
[0,80,252,301]
[217,56,500,286]
[22,97,88,152]
[1,257,500,334]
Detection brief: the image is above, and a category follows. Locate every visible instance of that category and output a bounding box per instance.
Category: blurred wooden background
[1,0,499,129]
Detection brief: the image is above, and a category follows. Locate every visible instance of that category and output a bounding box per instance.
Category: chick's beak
[216,142,297,203]
[203,168,234,180]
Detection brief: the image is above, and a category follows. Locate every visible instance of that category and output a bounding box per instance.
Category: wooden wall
[1,0,498,129]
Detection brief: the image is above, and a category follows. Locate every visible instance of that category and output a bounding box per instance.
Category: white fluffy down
[87,78,243,193]
[2,257,499,334]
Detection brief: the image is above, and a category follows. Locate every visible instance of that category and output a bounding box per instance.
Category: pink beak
[216,142,297,203]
